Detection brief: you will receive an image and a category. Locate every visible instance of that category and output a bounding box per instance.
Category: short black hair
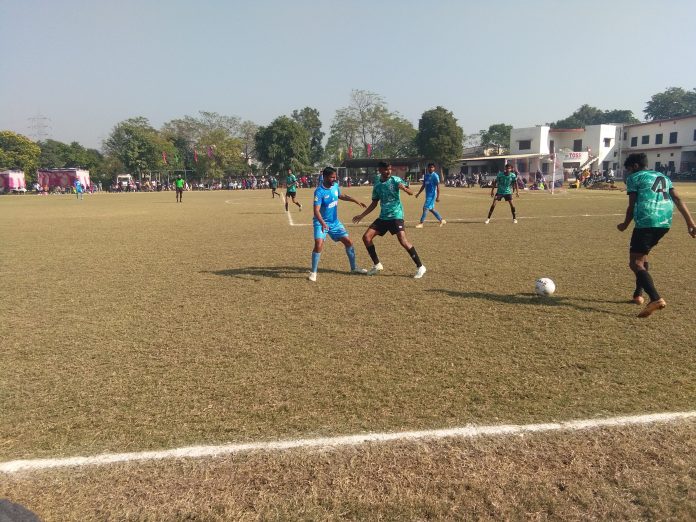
[427,162,435,168]
[322,166,336,176]
[624,153,647,169]
[377,161,390,169]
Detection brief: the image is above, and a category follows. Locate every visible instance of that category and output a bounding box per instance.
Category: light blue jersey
[313,183,347,241]
[423,172,439,208]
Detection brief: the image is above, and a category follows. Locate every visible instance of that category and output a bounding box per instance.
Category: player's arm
[399,182,414,196]
[490,180,496,197]
[313,203,328,231]
[339,193,366,208]
[436,178,440,202]
[353,200,378,223]
[514,176,520,197]
[415,182,424,198]
[617,192,637,232]
[670,188,696,237]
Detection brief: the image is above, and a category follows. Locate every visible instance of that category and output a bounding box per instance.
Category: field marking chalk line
[2,411,694,474]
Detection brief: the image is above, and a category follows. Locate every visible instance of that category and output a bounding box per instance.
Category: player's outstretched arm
[617,193,636,232]
[400,183,414,196]
[670,189,696,237]
[353,200,378,223]
[339,194,366,208]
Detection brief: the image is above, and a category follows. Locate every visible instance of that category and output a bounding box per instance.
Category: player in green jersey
[269,175,280,199]
[352,161,426,279]
[175,175,185,203]
[485,164,519,224]
[285,168,302,212]
[617,153,696,317]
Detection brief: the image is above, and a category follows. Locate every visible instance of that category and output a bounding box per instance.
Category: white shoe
[439,219,446,227]
[352,268,368,274]
[299,204,303,211]
[308,272,317,282]
[484,218,490,224]
[414,265,427,279]
[367,262,384,276]
[415,223,424,229]
[513,218,518,223]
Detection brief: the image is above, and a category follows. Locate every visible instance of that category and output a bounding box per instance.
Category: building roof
[622,114,696,128]
[458,153,542,162]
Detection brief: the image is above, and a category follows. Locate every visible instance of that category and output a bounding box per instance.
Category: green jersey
[175,178,184,189]
[626,170,674,229]
[372,175,405,220]
[495,172,517,195]
[286,174,297,193]
[270,176,278,188]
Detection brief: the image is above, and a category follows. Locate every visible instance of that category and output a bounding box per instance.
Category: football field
[2,185,695,520]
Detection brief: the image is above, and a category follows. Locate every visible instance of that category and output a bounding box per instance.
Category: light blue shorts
[313,221,348,241]
[423,197,436,210]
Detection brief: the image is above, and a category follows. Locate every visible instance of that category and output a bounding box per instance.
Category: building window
[630,137,638,147]
[657,153,660,157]
[641,135,649,145]
[669,131,678,144]
[604,138,611,147]
[623,132,627,140]
[549,140,554,154]
[693,129,696,141]
[655,133,663,144]
[613,152,617,157]
[573,139,582,152]
[518,140,531,150]
[541,163,549,174]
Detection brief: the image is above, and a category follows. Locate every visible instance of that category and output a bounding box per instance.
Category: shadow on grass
[429,289,633,316]
[208,266,349,280]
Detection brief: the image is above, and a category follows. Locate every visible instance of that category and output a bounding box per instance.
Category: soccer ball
[535,278,556,296]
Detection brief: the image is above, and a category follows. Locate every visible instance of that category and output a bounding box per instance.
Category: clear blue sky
[2,0,695,149]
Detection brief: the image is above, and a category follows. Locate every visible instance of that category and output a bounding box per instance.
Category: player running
[415,163,446,228]
[617,153,696,317]
[285,167,302,212]
[485,164,519,223]
[352,161,426,279]
[309,167,368,282]
[269,175,280,198]
[74,177,84,200]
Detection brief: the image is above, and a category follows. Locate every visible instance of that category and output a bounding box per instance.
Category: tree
[291,107,324,165]
[415,106,463,168]
[378,113,417,158]
[480,124,513,154]
[254,116,310,174]
[196,129,246,179]
[325,108,361,164]
[644,87,696,120]
[551,104,639,128]
[0,131,41,181]
[104,117,165,176]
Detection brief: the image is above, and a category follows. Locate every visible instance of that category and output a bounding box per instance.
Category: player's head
[624,153,647,173]
[322,167,337,186]
[427,163,436,171]
[287,167,292,173]
[377,161,392,179]
[177,174,182,179]
[504,164,513,173]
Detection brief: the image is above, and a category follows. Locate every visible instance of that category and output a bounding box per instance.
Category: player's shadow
[207,266,346,280]
[429,289,631,315]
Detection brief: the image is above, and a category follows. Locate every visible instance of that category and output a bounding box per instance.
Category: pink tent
[37,169,91,189]
[0,170,26,191]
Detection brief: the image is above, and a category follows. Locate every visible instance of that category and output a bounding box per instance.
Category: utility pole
[27,113,51,141]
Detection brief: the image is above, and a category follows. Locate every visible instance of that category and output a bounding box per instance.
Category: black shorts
[369,219,405,236]
[495,194,513,201]
[176,187,183,194]
[630,227,669,254]
[286,191,296,198]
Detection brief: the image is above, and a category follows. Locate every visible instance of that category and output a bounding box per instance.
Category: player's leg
[629,252,665,317]
[309,236,325,282]
[486,198,498,223]
[396,230,426,278]
[632,260,649,304]
[508,198,517,222]
[339,235,366,273]
[363,227,383,274]
[285,192,289,211]
[429,207,444,225]
[417,206,428,227]
[291,194,302,210]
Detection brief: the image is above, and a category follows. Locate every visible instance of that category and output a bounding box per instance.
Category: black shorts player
[369,218,405,236]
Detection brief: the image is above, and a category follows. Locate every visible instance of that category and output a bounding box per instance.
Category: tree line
[1,86,695,183]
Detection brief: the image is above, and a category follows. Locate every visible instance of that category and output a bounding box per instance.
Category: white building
[619,115,696,174]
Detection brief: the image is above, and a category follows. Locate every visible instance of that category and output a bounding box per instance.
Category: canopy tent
[37,169,90,190]
[0,170,26,191]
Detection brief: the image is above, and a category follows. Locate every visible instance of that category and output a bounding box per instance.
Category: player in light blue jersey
[415,163,446,228]
[309,167,368,282]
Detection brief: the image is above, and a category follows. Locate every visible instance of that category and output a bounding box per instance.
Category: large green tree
[644,87,696,120]
[255,116,310,174]
[196,129,246,179]
[291,107,324,165]
[104,117,174,176]
[0,131,41,181]
[551,104,639,128]
[415,106,463,168]
[480,124,513,154]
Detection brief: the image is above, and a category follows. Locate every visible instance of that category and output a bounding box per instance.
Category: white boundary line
[2,411,694,474]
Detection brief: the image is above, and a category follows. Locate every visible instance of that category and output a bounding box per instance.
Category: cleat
[415,223,424,228]
[637,298,666,318]
[632,296,645,305]
[484,218,490,224]
[299,204,302,211]
[439,219,446,227]
[308,272,317,282]
[513,219,518,223]
[367,262,384,276]
[414,265,427,279]
[352,268,368,274]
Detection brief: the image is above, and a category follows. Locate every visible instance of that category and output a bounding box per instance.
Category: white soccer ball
[535,278,556,296]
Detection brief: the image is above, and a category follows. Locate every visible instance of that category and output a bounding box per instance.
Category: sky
[2,0,696,150]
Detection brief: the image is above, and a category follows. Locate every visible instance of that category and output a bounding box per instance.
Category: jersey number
[650,176,670,200]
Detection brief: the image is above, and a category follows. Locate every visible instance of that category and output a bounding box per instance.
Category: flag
[162,151,168,164]
[207,146,214,158]
[193,148,198,163]
[338,149,343,162]
[366,144,372,157]
[348,146,353,159]
[174,152,179,164]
